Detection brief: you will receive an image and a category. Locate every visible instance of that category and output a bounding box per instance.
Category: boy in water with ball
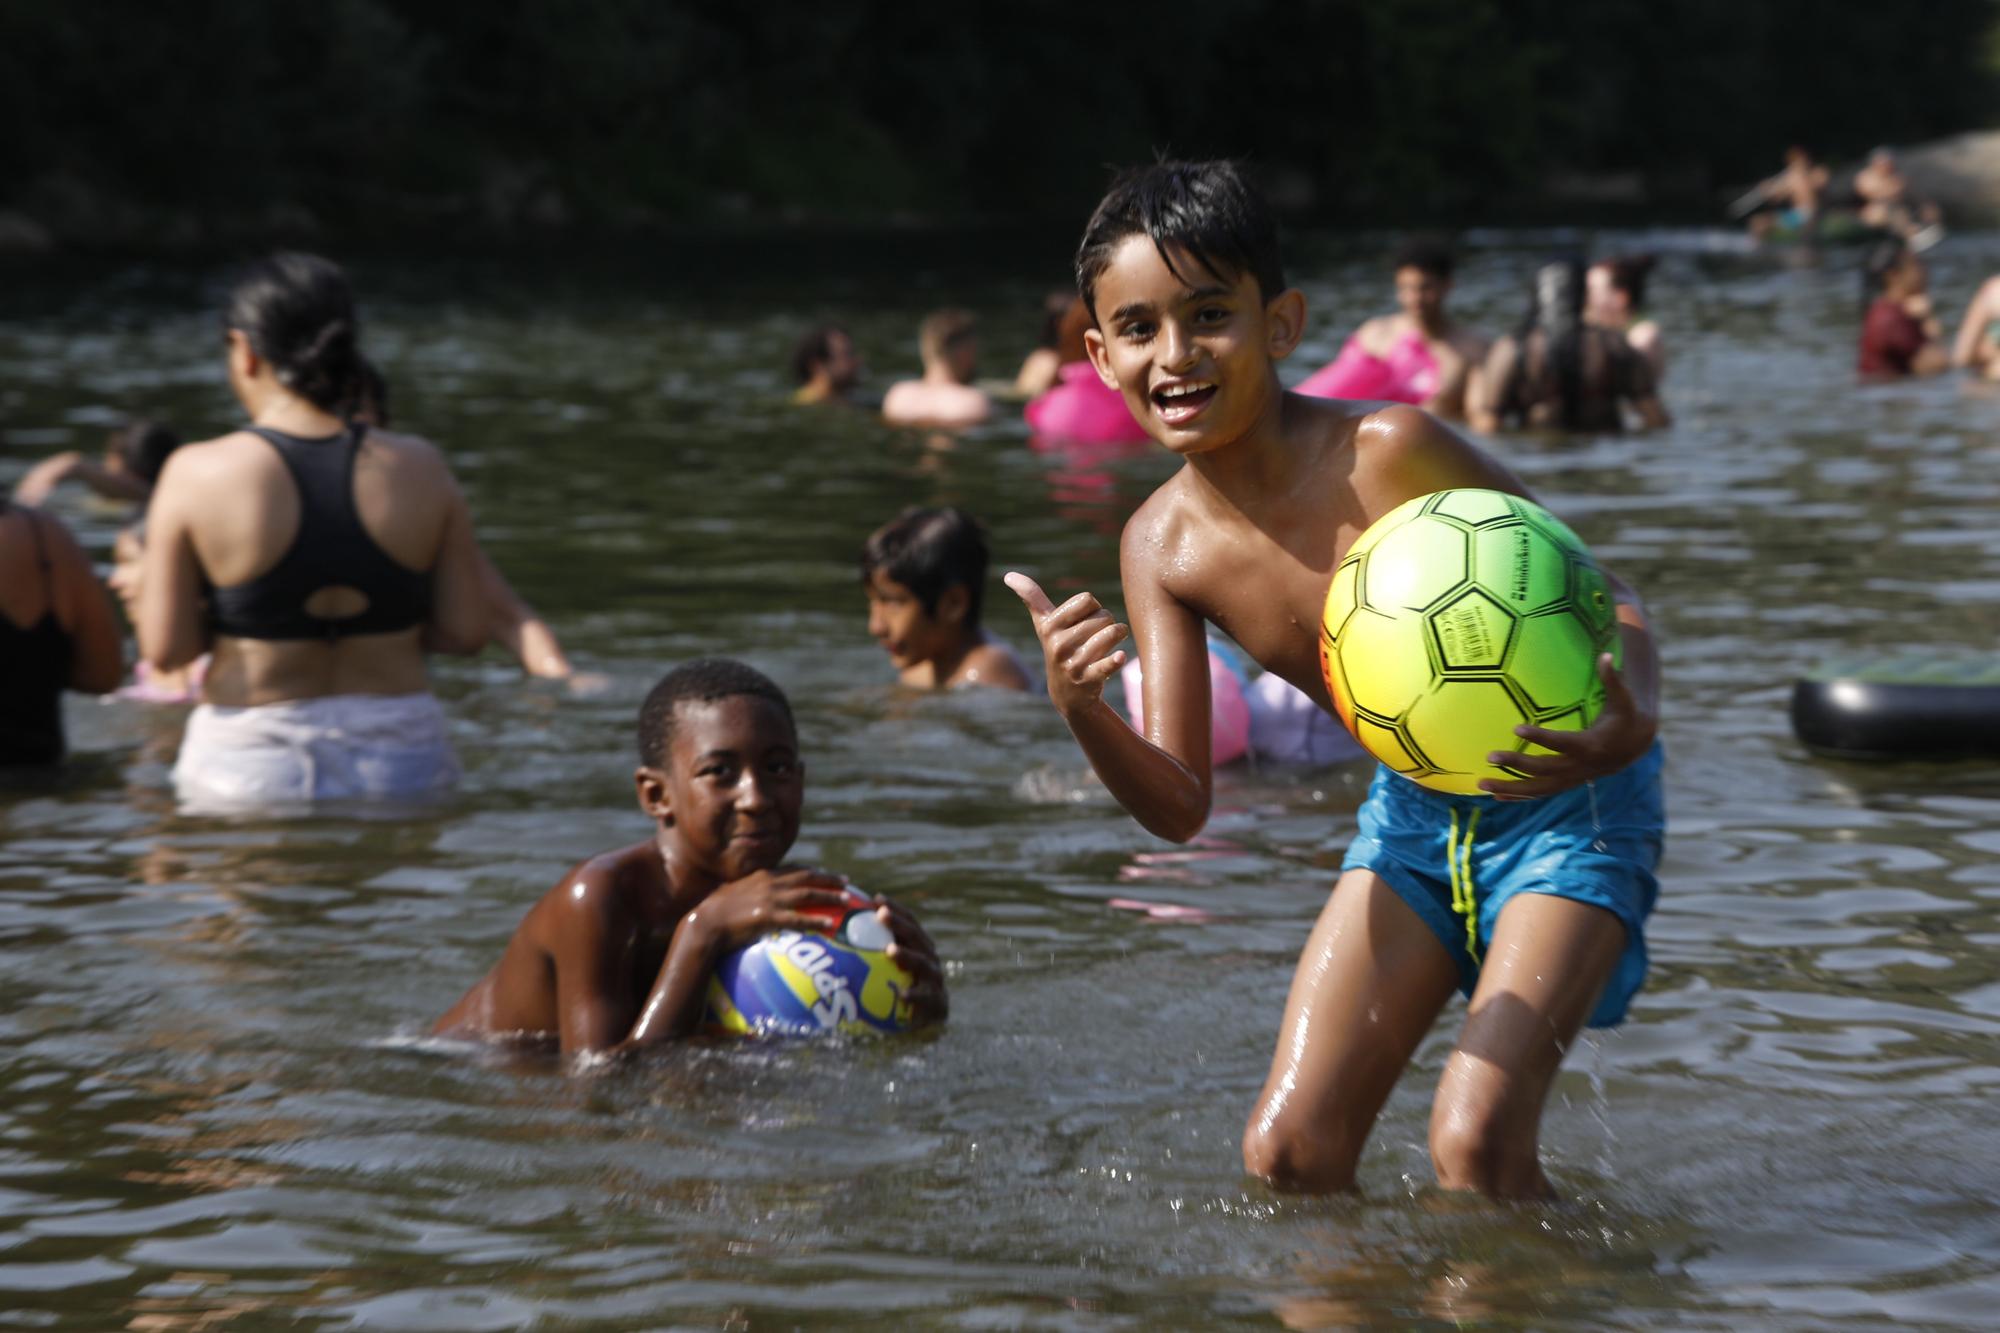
[1008,162,1664,1198]
[434,658,946,1056]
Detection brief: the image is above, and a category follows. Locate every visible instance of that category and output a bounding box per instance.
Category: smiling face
[865,569,965,672]
[1084,235,1301,456]
[639,694,803,884]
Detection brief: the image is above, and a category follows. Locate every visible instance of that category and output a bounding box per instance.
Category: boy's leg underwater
[1427,892,1624,1199]
[1243,868,1459,1193]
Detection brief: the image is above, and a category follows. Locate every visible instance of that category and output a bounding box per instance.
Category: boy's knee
[1242,1108,1361,1194]
[1427,1102,1541,1197]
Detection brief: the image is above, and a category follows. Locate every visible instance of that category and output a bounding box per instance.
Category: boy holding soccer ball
[433,658,945,1056]
[1007,161,1663,1198]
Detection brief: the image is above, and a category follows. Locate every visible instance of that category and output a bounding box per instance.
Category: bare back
[143,425,487,706]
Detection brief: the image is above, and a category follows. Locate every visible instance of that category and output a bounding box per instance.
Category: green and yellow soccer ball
[1320,489,1620,795]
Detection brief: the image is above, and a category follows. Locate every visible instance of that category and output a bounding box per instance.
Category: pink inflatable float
[1295,330,1439,404]
[1119,642,1252,765]
[1024,363,1150,444]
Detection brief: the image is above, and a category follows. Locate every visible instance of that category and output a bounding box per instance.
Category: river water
[2,231,1998,1329]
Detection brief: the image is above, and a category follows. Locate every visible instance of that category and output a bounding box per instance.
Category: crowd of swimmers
[0,151,1978,1202]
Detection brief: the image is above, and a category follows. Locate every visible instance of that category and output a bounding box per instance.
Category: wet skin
[864,571,1029,691]
[1005,234,1661,1196]
[433,694,946,1056]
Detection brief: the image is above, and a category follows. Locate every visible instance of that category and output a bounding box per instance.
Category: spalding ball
[704,883,919,1037]
[1320,488,1620,795]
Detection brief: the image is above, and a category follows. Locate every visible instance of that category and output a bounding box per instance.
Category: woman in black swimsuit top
[137,253,499,806]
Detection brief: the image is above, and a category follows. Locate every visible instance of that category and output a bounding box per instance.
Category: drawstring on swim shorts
[1447,805,1482,963]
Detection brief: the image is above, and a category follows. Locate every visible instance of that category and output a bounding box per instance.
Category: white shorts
[172,692,459,811]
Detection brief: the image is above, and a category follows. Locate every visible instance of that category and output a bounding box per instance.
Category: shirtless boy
[862,506,1030,691]
[434,658,946,1056]
[1007,161,1663,1198]
[882,310,992,429]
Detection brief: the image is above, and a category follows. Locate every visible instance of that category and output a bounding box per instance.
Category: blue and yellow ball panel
[704,928,918,1038]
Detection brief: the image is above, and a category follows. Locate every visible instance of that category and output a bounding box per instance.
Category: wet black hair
[637,658,796,769]
[1392,238,1455,281]
[107,419,181,488]
[790,323,849,385]
[860,506,990,626]
[1600,254,1656,310]
[224,252,365,415]
[1075,160,1285,317]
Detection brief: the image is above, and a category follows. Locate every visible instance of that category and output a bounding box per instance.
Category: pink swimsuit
[1024,362,1150,444]
[1295,330,1440,404]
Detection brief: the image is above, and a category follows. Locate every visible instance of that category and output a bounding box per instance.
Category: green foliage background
[3,0,1994,240]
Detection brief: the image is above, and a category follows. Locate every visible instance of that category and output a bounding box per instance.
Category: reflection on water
[3,232,1999,1326]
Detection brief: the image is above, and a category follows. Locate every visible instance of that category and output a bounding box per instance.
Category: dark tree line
[3,0,1994,243]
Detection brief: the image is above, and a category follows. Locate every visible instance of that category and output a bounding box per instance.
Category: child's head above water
[106,420,181,491]
[918,310,979,383]
[1075,160,1286,318]
[860,506,990,670]
[636,658,802,880]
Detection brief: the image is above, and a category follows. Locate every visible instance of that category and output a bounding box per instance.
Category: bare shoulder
[360,427,453,476]
[1355,314,1398,352]
[1351,403,1513,496]
[530,841,656,934]
[1119,469,1199,569]
[956,638,1031,691]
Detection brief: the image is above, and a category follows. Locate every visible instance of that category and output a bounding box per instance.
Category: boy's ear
[936,583,970,627]
[1084,325,1119,391]
[634,766,672,823]
[1265,288,1308,361]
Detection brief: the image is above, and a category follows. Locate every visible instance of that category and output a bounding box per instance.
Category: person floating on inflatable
[433,659,947,1057]
[1007,161,1663,1200]
[1024,297,1151,445]
[1294,240,1488,423]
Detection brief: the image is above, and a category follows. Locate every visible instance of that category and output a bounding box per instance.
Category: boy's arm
[1005,535,1214,842]
[550,884,647,1055]
[618,869,853,1050]
[1364,408,1660,796]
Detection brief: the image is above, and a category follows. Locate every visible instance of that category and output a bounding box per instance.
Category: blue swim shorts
[1339,741,1665,1027]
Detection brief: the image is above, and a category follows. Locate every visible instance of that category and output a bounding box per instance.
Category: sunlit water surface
[3,230,1999,1329]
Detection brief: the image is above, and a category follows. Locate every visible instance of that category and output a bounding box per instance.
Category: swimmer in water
[862,506,1031,691]
[790,324,864,406]
[1470,258,1668,434]
[1859,242,1947,379]
[432,658,947,1056]
[12,418,181,507]
[1295,240,1488,423]
[1585,255,1665,383]
[882,310,992,429]
[1014,291,1076,398]
[1947,271,2000,381]
[107,521,207,703]
[0,499,123,763]
[1006,161,1663,1199]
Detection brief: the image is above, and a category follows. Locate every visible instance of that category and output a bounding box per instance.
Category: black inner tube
[1791,676,2000,759]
